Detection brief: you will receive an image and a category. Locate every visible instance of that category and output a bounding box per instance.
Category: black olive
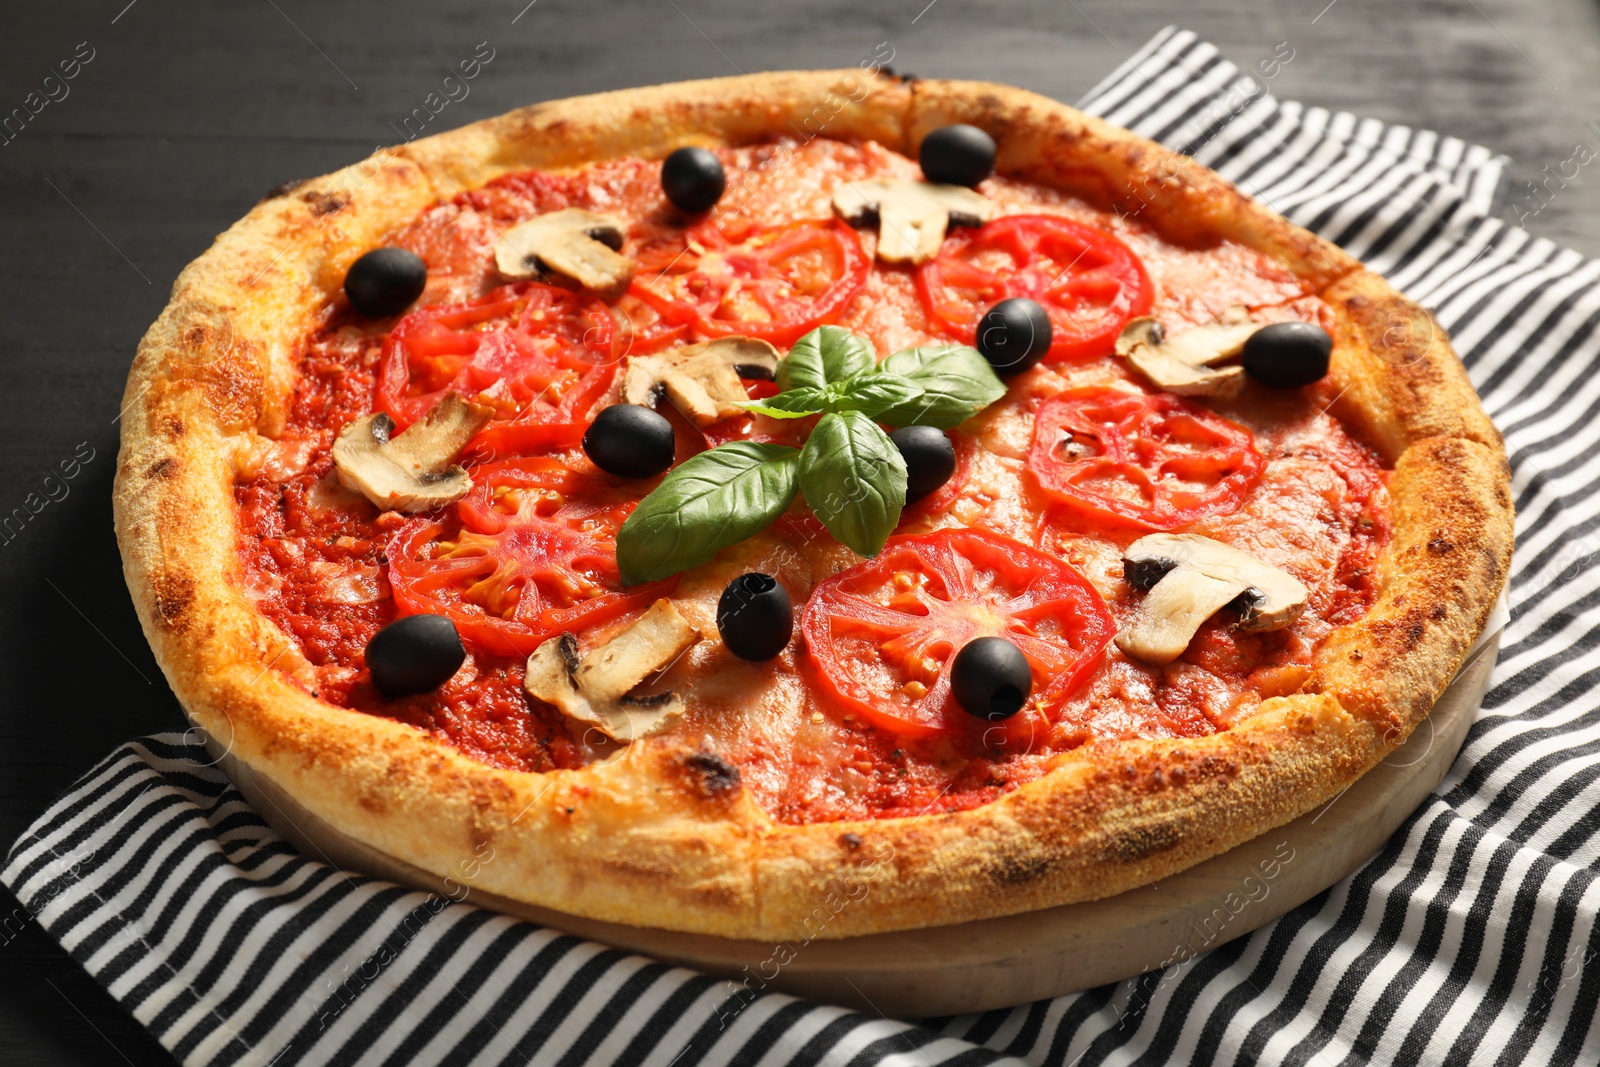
[583,404,676,478]
[951,637,1032,720]
[366,615,465,698]
[661,147,726,214]
[344,247,427,318]
[1242,322,1332,387]
[977,297,1052,377]
[919,124,997,188]
[889,426,957,502]
[717,573,793,661]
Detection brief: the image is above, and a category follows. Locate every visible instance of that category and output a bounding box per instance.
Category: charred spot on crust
[682,751,740,800]
[1195,754,1241,781]
[262,177,309,201]
[153,574,196,633]
[507,107,560,143]
[182,324,217,352]
[146,457,178,481]
[839,832,863,851]
[1428,537,1455,554]
[986,849,1054,886]
[1105,822,1182,862]
[299,189,351,217]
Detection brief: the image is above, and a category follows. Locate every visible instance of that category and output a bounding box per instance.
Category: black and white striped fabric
[7,27,1598,1066]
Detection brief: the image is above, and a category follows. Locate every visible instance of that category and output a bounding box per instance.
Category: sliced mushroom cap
[494,208,633,294]
[1115,533,1308,666]
[832,179,995,265]
[524,599,702,741]
[333,392,492,513]
[621,336,781,428]
[1116,307,1260,399]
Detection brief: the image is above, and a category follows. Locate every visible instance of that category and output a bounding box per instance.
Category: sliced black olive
[889,426,957,502]
[583,404,676,479]
[919,124,997,188]
[1242,322,1332,387]
[344,247,427,318]
[661,147,727,214]
[366,614,465,698]
[977,297,1052,377]
[717,573,793,661]
[951,636,1032,720]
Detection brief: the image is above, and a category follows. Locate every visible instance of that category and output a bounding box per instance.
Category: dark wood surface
[0,2,1590,1063]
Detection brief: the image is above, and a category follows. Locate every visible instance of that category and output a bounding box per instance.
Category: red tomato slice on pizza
[376,282,618,456]
[802,528,1115,738]
[1027,385,1264,530]
[387,458,675,658]
[629,219,870,346]
[917,215,1152,362]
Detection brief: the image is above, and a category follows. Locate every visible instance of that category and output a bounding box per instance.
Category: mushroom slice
[574,599,701,703]
[494,208,634,293]
[1115,533,1308,666]
[332,393,492,513]
[621,336,781,428]
[1116,307,1260,399]
[524,599,702,742]
[832,179,995,265]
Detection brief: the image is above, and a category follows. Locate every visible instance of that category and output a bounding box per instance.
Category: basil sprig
[614,327,1006,582]
[743,329,1004,428]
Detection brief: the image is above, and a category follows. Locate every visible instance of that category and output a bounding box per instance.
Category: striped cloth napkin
[7,27,1598,1067]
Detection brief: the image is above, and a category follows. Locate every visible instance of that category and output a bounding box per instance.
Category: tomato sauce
[233,136,1391,821]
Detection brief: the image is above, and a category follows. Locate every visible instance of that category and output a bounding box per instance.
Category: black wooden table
[1,2,1590,1063]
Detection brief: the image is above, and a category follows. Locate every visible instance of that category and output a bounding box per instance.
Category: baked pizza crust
[113,71,1513,940]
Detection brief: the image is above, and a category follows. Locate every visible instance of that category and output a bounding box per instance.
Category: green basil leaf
[778,325,876,392]
[799,411,906,558]
[743,375,924,420]
[735,388,830,418]
[872,344,1007,428]
[616,442,800,584]
[835,373,926,418]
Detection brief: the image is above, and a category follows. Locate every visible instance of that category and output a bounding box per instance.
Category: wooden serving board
[214,630,1500,1018]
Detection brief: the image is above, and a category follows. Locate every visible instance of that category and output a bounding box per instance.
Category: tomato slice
[801,528,1114,737]
[376,282,619,456]
[629,219,870,345]
[610,287,691,357]
[1028,386,1264,531]
[917,215,1153,362]
[387,458,675,658]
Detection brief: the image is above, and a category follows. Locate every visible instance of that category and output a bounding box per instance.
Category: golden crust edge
[112,72,1511,941]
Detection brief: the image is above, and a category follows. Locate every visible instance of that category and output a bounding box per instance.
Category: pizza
[113,72,1513,940]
